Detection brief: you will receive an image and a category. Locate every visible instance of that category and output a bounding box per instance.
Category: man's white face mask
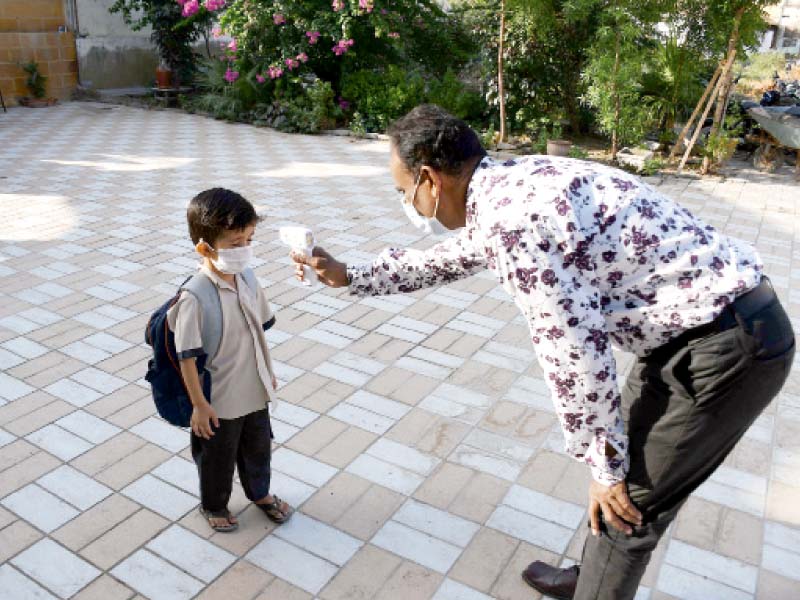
[401,171,449,236]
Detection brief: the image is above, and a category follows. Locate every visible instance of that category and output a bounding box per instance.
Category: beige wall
[0,1,78,105]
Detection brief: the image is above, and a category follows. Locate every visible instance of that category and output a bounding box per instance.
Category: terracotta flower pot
[18,97,57,108]
[546,139,573,157]
[155,67,173,89]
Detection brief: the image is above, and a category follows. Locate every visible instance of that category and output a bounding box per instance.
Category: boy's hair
[187,188,260,246]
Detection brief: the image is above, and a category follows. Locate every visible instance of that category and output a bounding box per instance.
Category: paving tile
[372,520,462,574]
[1,484,79,533]
[320,544,402,600]
[0,520,43,564]
[51,494,141,552]
[433,578,494,600]
[328,403,395,434]
[486,505,574,554]
[664,539,758,594]
[151,456,199,495]
[655,563,751,600]
[0,563,57,600]
[346,454,424,495]
[129,417,189,454]
[271,448,338,488]
[393,499,479,547]
[43,378,103,407]
[270,470,318,507]
[1,337,49,359]
[12,538,100,598]
[195,560,273,600]
[147,525,236,583]
[246,535,338,595]
[0,372,35,401]
[37,465,112,511]
[25,424,93,461]
[122,475,198,520]
[55,410,121,444]
[274,512,363,566]
[71,574,134,600]
[111,549,204,600]
[373,560,443,600]
[367,438,439,476]
[70,367,128,394]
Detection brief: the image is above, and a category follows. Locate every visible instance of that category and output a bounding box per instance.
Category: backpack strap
[240,267,259,295]
[182,273,223,364]
[180,268,259,366]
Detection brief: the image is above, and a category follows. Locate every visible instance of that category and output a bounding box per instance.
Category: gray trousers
[575,283,795,600]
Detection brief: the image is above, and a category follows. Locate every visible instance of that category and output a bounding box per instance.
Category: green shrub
[568,145,589,160]
[426,70,484,121]
[341,66,425,132]
[641,157,665,176]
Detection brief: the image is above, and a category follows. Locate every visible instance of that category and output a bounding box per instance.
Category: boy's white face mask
[402,172,449,237]
[202,239,253,274]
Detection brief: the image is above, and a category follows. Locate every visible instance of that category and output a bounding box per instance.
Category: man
[292,105,795,599]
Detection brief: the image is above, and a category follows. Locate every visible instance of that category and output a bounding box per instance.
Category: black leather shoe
[521,561,579,600]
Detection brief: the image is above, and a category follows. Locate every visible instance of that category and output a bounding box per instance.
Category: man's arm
[347,230,487,296]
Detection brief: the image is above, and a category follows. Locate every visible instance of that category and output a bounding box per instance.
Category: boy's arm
[179,358,219,439]
[168,292,219,438]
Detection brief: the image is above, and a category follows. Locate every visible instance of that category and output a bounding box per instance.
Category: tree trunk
[701,7,745,174]
[611,26,621,161]
[498,0,507,144]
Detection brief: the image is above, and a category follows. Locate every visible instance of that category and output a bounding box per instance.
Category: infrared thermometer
[280,226,317,286]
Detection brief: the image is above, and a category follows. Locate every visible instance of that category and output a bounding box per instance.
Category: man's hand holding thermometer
[283,226,348,288]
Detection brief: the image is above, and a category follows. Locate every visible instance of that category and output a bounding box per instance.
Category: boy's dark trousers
[575,278,795,600]
[191,408,273,512]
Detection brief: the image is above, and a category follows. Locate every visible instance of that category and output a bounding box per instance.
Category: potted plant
[545,122,572,156]
[109,0,218,89]
[17,61,57,107]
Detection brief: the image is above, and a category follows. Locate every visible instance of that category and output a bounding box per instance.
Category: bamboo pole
[677,48,737,175]
[667,63,723,164]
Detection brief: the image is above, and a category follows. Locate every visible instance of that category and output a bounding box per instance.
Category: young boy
[167,187,293,532]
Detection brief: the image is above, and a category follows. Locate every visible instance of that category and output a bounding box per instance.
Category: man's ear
[420,166,443,200]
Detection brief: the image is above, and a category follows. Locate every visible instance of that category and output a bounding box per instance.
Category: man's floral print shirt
[348,156,762,485]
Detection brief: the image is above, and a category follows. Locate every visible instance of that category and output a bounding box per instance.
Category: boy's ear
[196,239,215,258]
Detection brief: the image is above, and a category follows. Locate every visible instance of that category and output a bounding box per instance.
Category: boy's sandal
[200,508,238,532]
[256,496,294,524]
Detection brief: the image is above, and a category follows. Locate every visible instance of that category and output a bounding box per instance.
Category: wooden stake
[667,63,723,164]
[677,49,737,175]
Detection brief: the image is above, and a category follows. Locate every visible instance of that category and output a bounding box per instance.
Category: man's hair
[187,188,260,246]
[387,104,486,177]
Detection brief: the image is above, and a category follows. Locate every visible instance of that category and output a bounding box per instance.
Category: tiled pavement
[1,102,799,600]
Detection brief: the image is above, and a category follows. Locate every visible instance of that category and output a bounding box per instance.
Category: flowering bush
[216,0,474,94]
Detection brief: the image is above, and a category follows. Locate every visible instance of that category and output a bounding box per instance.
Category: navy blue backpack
[144,269,258,427]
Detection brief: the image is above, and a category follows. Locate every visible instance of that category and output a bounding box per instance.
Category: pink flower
[388,32,400,39]
[224,68,239,83]
[332,40,354,56]
[176,0,187,5]
[332,0,344,11]
[204,0,225,10]
[338,99,350,111]
[211,25,222,38]
[296,52,308,63]
[181,0,199,16]
[285,58,300,70]
[359,0,373,12]
[306,31,320,45]
[256,74,266,83]
[273,13,285,25]
[227,39,237,53]
[268,66,283,79]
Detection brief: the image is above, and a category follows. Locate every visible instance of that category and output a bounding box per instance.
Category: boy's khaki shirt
[167,266,276,420]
